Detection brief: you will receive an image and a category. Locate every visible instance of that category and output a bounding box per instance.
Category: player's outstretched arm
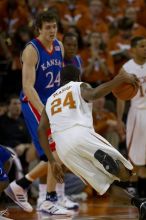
[81,70,139,102]
[38,108,64,183]
[119,67,140,89]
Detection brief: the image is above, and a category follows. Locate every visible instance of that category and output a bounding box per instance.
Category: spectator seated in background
[0,0,30,36]
[108,17,133,57]
[11,25,34,71]
[108,17,134,73]
[0,102,7,116]
[81,32,115,87]
[124,6,146,37]
[105,0,124,37]
[77,0,108,44]
[0,94,32,179]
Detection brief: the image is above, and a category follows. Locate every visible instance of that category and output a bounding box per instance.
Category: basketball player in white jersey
[117,36,146,198]
[38,64,146,220]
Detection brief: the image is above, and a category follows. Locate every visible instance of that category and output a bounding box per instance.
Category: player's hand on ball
[128,74,140,89]
[113,69,139,100]
[120,69,140,87]
[51,161,64,183]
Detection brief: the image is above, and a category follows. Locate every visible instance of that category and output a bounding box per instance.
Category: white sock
[38,184,46,199]
[56,183,65,200]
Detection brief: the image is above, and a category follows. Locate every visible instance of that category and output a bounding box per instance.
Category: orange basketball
[112,83,138,100]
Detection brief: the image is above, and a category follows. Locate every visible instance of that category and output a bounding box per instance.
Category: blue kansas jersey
[20,38,63,104]
[0,145,12,181]
[64,55,83,74]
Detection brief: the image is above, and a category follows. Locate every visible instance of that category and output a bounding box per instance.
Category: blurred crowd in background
[0,0,146,201]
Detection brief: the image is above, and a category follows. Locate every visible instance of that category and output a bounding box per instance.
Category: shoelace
[0,209,9,216]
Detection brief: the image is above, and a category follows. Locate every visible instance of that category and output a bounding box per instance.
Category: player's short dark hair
[35,11,58,29]
[60,65,80,85]
[62,32,78,42]
[130,36,145,48]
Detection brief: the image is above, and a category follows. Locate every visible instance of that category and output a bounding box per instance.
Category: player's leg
[88,128,146,220]
[126,108,146,198]
[53,152,79,210]
[38,148,78,215]
[38,159,73,215]
[4,102,46,212]
[5,160,73,214]
[74,127,133,178]
[110,182,146,220]
[137,166,146,198]
[94,149,121,176]
[53,126,146,220]
[5,102,75,215]
[92,130,146,220]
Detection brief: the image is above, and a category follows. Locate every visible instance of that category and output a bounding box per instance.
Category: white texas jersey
[46,81,93,133]
[123,59,146,108]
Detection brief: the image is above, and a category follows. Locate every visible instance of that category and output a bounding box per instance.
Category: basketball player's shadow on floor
[37,211,76,220]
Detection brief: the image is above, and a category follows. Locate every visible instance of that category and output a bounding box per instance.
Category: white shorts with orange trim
[52,126,133,195]
[126,106,146,166]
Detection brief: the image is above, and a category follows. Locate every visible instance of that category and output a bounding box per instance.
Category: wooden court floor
[0,196,139,220]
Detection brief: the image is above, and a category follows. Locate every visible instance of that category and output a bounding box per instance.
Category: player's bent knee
[94,149,120,176]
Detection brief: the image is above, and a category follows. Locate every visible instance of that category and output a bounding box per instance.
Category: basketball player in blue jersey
[0,145,13,192]
[5,11,77,215]
[63,32,83,73]
[0,145,14,220]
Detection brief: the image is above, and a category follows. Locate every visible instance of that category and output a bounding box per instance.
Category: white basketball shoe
[39,200,73,215]
[4,181,33,213]
[57,196,79,209]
